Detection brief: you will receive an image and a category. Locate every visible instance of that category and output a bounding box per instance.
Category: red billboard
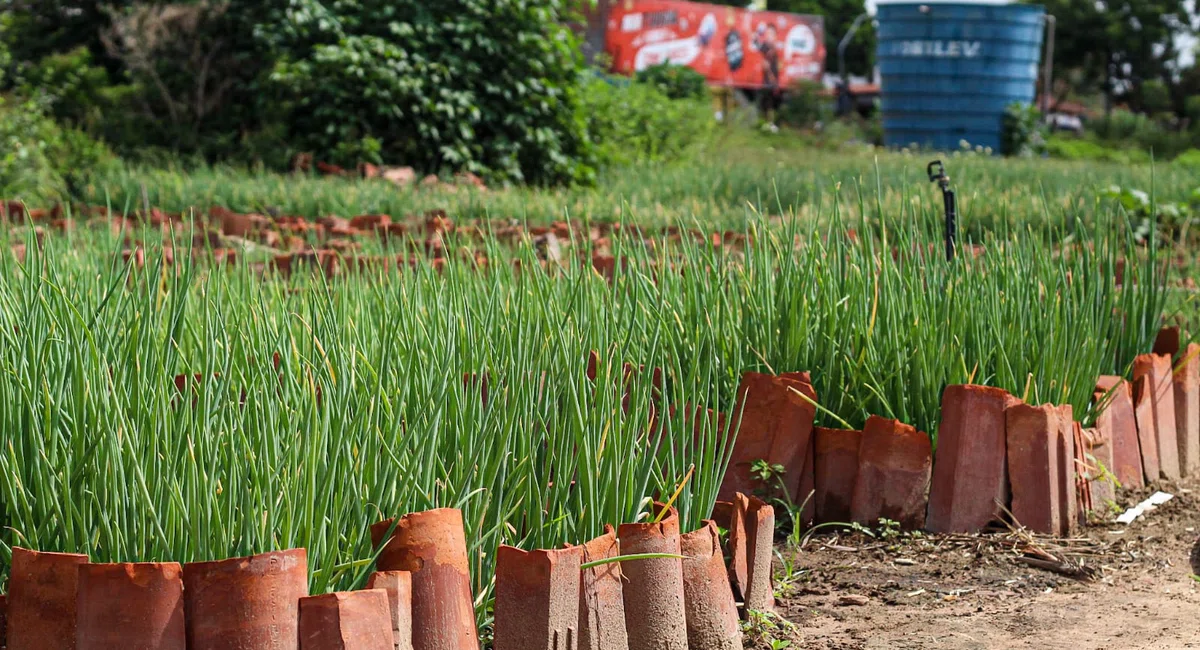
[603,0,826,89]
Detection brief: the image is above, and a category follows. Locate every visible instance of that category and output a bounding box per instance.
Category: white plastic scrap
[1115,491,1174,525]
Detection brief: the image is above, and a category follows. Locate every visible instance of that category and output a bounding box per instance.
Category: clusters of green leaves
[578,74,715,169]
[0,190,1166,618]
[635,63,709,101]
[778,80,826,129]
[1001,102,1047,157]
[1031,0,1194,108]
[1046,135,1150,165]
[81,138,1200,243]
[252,0,593,184]
[0,37,114,202]
[2,1,636,184]
[0,220,746,617]
[1047,109,1200,163]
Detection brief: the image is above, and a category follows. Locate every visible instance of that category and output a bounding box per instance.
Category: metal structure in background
[839,12,872,86]
[1041,14,1057,115]
[927,160,957,262]
[876,2,1047,152]
[837,11,873,116]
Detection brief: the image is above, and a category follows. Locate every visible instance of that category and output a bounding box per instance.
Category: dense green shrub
[1186,96,1200,125]
[1046,134,1151,164]
[778,80,825,129]
[635,63,709,101]
[3,3,272,165]
[1089,109,1189,158]
[254,0,592,185]
[0,93,115,203]
[1001,102,1047,157]
[1140,79,1173,114]
[1174,148,1200,167]
[0,97,58,203]
[16,47,113,130]
[579,74,714,168]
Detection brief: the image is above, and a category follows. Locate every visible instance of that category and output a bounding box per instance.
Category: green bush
[0,93,115,203]
[16,47,113,130]
[778,80,825,129]
[0,97,58,203]
[1186,96,1200,124]
[1174,148,1200,167]
[1046,134,1150,164]
[255,1,592,185]
[1089,109,1188,158]
[635,63,709,101]
[1001,102,1047,157]
[1140,80,1172,114]
[579,74,714,169]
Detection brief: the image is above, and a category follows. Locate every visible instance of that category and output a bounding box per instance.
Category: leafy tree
[1140,79,1172,114]
[1032,0,1194,112]
[252,0,594,184]
[0,1,122,82]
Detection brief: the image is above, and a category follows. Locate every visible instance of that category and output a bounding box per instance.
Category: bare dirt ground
[761,480,1200,650]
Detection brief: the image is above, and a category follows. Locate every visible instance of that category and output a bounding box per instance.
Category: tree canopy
[1034,0,1195,109]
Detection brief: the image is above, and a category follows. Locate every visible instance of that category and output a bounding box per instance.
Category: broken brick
[850,416,932,530]
[1079,426,1117,515]
[681,521,742,650]
[578,526,628,650]
[813,427,862,524]
[493,546,582,650]
[365,571,413,650]
[1135,354,1179,480]
[1073,421,1093,527]
[927,385,1018,533]
[743,496,775,614]
[1094,376,1145,489]
[1154,325,1181,357]
[720,372,817,514]
[725,494,775,615]
[8,548,89,650]
[618,504,688,650]
[1056,405,1078,535]
[1006,402,1065,535]
[298,590,393,650]
[1175,343,1200,477]
[1131,373,1161,484]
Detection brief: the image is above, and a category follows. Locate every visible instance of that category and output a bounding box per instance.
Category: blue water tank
[876,2,1045,152]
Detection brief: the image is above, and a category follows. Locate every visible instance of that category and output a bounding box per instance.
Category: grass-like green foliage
[0,186,1164,624]
[74,137,1199,236]
[0,144,1186,637]
[746,210,1165,437]
[0,223,743,619]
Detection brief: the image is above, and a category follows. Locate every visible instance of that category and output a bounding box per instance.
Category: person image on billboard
[752,21,781,113]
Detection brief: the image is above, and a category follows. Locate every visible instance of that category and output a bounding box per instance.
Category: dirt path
[766,481,1200,650]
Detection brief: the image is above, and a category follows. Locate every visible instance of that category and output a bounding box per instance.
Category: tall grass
[0,225,742,617]
[0,161,1169,628]
[75,140,1200,236]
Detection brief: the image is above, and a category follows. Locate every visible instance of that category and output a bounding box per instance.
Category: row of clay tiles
[2,201,750,248]
[4,202,753,276]
[720,326,1199,537]
[0,497,774,650]
[12,202,987,284]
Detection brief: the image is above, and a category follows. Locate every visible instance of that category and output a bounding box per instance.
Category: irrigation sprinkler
[927,160,957,261]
